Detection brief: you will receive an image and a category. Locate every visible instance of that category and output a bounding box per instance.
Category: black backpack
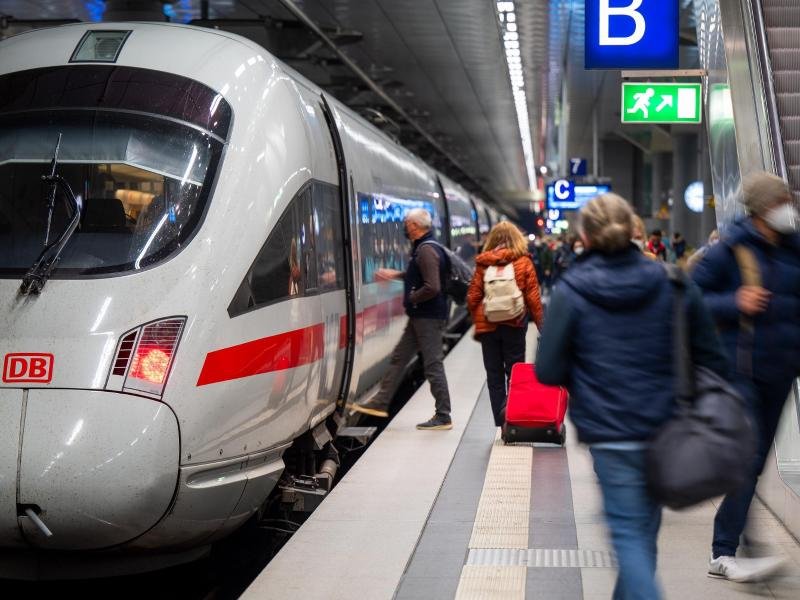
[419,241,474,305]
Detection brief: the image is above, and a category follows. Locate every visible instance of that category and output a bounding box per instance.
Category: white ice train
[0,23,503,574]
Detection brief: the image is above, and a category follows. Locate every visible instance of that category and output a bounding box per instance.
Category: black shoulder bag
[646,266,756,509]
[418,241,474,305]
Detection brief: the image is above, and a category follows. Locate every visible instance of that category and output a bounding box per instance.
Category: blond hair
[483,221,528,258]
[579,193,634,253]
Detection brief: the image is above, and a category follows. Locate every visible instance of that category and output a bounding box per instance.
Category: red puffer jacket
[467,248,544,336]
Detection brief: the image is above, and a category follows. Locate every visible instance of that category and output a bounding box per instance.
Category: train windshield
[0,66,229,277]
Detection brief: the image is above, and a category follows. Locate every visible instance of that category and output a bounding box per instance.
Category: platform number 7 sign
[570,159,588,177]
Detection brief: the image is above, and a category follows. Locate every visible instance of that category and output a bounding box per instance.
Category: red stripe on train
[197,323,325,386]
[338,295,406,349]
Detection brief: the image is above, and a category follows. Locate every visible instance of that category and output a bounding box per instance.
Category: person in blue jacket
[536,193,728,600]
[692,171,800,583]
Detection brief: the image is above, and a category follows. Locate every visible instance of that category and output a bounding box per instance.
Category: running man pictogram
[627,87,656,119]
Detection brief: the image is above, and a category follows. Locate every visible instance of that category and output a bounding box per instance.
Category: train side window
[228,184,315,317]
[298,190,318,294]
[312,182,345,292]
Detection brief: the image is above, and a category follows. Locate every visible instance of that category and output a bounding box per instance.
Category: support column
[671,133,702,247]
[593,101,599,178]
[699,131,717,244]
[559,65,570,177]
[650,153,669,218]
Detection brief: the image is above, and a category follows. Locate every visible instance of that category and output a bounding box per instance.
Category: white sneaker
[707,553,785,582]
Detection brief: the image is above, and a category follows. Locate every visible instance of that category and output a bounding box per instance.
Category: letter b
[600,0,646,47]
[29,358,48,379]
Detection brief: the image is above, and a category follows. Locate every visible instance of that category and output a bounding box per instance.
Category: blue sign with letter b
[585,0,679,70]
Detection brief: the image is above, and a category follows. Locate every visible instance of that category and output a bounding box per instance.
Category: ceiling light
[496,0,536,190]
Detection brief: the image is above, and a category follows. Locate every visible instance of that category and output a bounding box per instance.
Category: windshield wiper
[20,133,82,295]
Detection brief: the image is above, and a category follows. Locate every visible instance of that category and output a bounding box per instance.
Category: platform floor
[243,329,800,600]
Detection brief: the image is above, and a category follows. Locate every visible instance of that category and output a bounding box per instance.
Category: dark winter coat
[404,231,448,320]
[691,219,800,386]
[536,245,729,444]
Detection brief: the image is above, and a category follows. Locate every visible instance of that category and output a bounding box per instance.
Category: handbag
[646,266,756,509]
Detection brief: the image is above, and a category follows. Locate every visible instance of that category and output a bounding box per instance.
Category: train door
[320,96,357,413]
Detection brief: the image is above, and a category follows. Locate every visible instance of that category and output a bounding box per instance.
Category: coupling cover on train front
[6,390,179,550]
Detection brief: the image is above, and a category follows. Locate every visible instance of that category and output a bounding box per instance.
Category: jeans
[712,376,793,557]
[590,447,663,600]
[478,325,527,426]
[374,318,451,416]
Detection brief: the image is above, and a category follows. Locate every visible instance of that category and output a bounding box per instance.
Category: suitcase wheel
[558,425,567,447]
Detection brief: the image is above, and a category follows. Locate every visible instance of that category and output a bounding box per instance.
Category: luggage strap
[732,245,759,378]
[664,264,694,405]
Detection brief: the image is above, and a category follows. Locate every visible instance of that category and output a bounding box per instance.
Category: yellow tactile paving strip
[454,566,527,600]
[457,434,530,597]
[467,433,533,550]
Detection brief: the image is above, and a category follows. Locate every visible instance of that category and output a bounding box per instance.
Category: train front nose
[3,390,179,550]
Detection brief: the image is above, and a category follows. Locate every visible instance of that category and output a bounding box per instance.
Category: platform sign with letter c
[547,181,611,211]
[585,0,679,69]
[554,179,574,203]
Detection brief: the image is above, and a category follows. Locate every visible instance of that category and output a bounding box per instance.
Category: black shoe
[416,414,453,430]
[347,398,390,418]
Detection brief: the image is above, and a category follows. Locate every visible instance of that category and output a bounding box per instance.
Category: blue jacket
[691,219,800,386]
[536,246,729,444]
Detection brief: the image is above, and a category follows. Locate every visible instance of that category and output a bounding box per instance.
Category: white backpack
[483,263,525,323]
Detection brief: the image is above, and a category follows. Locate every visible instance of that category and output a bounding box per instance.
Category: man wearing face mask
[349,208,453,430]
[693,171,800,583]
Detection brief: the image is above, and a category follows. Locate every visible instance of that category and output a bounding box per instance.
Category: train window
[358,192,442,284]
[0,65,232,140]
[0,109,223,277]
[229,184,328,316]
[312,182,345,292]
[448,196,478,264]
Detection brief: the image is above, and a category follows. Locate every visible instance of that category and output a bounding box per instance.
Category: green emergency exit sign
[621,82,703,124]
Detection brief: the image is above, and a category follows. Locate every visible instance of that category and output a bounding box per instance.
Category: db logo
[2,353,54,384]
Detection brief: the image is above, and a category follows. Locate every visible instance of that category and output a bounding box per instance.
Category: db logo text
[3,353,54,384]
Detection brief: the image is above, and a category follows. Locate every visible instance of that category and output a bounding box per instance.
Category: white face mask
[574,246,584,256]
[765,203,800,234]
[632,239,645,250]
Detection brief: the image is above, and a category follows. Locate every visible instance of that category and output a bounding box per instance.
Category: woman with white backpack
[467,222,544,427]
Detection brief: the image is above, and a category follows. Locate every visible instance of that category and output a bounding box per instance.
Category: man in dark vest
[350,208,453,430]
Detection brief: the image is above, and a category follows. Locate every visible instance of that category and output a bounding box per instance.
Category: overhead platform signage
[585,0,679,69]
[570,158,588,176]
[621,82,703,124]
[547,181,611,211]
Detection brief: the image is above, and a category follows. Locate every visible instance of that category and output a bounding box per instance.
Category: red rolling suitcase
[502,363,568,445]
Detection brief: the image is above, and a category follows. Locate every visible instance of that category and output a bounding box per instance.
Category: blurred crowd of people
[528,221,720,296]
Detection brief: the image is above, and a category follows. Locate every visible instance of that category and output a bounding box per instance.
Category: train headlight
[106,317,186,397]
